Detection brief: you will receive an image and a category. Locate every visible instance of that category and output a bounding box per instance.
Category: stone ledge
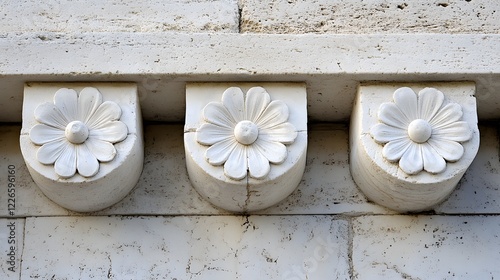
[0,33,499,122]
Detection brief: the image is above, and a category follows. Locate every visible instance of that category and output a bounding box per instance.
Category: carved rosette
[196,87,297,180]
[30,87,128,178]
[350,83,479,212]
[370,87,472,175]
[185,83,307,212]
[20,83,143,212]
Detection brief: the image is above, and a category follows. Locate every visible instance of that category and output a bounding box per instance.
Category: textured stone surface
[1,34,499,122]
[0,0,239,33]
[353,215,500,279]
[436,124,500,213]
[21,216,349,279]
[3,123,500,216]
[240,0,500,34]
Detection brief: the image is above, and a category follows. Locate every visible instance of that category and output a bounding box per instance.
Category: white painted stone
[0,34,499,123]
[436,124,500,214]
[353,215,500,279]
[20,83,143,212]
[0,0,239,33]
[0,219,24,280]
[185,83,307,212]
[1,124,395,216]
[21,215,349,279]
[240,0,500,34]
[2,123,499,216]
[350,83,479,212]
[237,216,350,279]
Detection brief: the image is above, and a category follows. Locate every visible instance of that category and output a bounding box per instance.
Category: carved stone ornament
[29,87,128,178]
[20,83,143,212]
[350,83,480,212]
[185,83,307,212]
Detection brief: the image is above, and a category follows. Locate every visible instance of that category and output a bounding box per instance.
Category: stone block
[0,0,239,33]
[353,215,500,279]
[240,0,500,34]
[21,215,349,279]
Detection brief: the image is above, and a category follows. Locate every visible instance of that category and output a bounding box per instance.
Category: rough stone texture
[353,215,500,279]
[0,0,239,33]
[21,216,349,279]
[240,0,500,34]
[436,123,500,213]
[1,33,499,123]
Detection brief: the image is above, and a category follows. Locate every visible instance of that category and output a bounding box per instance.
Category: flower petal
[202,102,235,128]
[54,142,77,178]
[382,138,412,162]
[85,137,117,162]
[370,123,407,144]
[89,121,128,143]
[255,100,289,129]
[399,143,423,175]
[245,87,270,122]
[247,145,271,179]
[86,101,122,129]
[259,122,297,144]
[78,87,103,123]
[378,103,409,129]
[393,87,418,121]
[196,123,233,145]
[34,102,68,129]
[254,139,287,164]
[30,124,65,145]
[429,103,463,129]
[76,144,99,177]
[54,88,78,121]
[224,145,247,180]
[422,143,446,174]
[418,88,444,121]
[427,138,464,162]
[205,138,238,165]
[36,139,67,164]
[432,121,472,142]
[222,87,244,122]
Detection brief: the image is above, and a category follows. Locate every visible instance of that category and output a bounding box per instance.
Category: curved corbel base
[350,83,480,212]
[184,83,307,212]
[20,83,143,212]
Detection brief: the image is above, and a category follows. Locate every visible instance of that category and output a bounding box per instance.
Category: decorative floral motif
[370,87,472,175]
[30,87,128,178]
[196,87,298,180]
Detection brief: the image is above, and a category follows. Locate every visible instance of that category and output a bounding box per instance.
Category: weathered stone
[241,0,500,34]
[353,215,500,279]
[0,0,239,33]
[22,216,349,279]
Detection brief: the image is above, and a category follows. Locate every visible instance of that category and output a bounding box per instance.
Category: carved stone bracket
[20,83,143,212]
[350,83,480,212]
[184,83,307,212]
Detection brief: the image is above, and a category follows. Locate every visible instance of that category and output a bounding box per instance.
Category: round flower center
[407,119,432,143]
[234,120,259,145]
[65,121,89,144]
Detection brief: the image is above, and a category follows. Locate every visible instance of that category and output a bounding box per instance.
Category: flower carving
[29,87,128,178]
[196,87,298,180]
[370,87,472,175]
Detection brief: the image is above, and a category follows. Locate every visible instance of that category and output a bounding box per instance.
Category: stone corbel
[184,83,307,212]
[20,83,143,212]
[350,83,480,212]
